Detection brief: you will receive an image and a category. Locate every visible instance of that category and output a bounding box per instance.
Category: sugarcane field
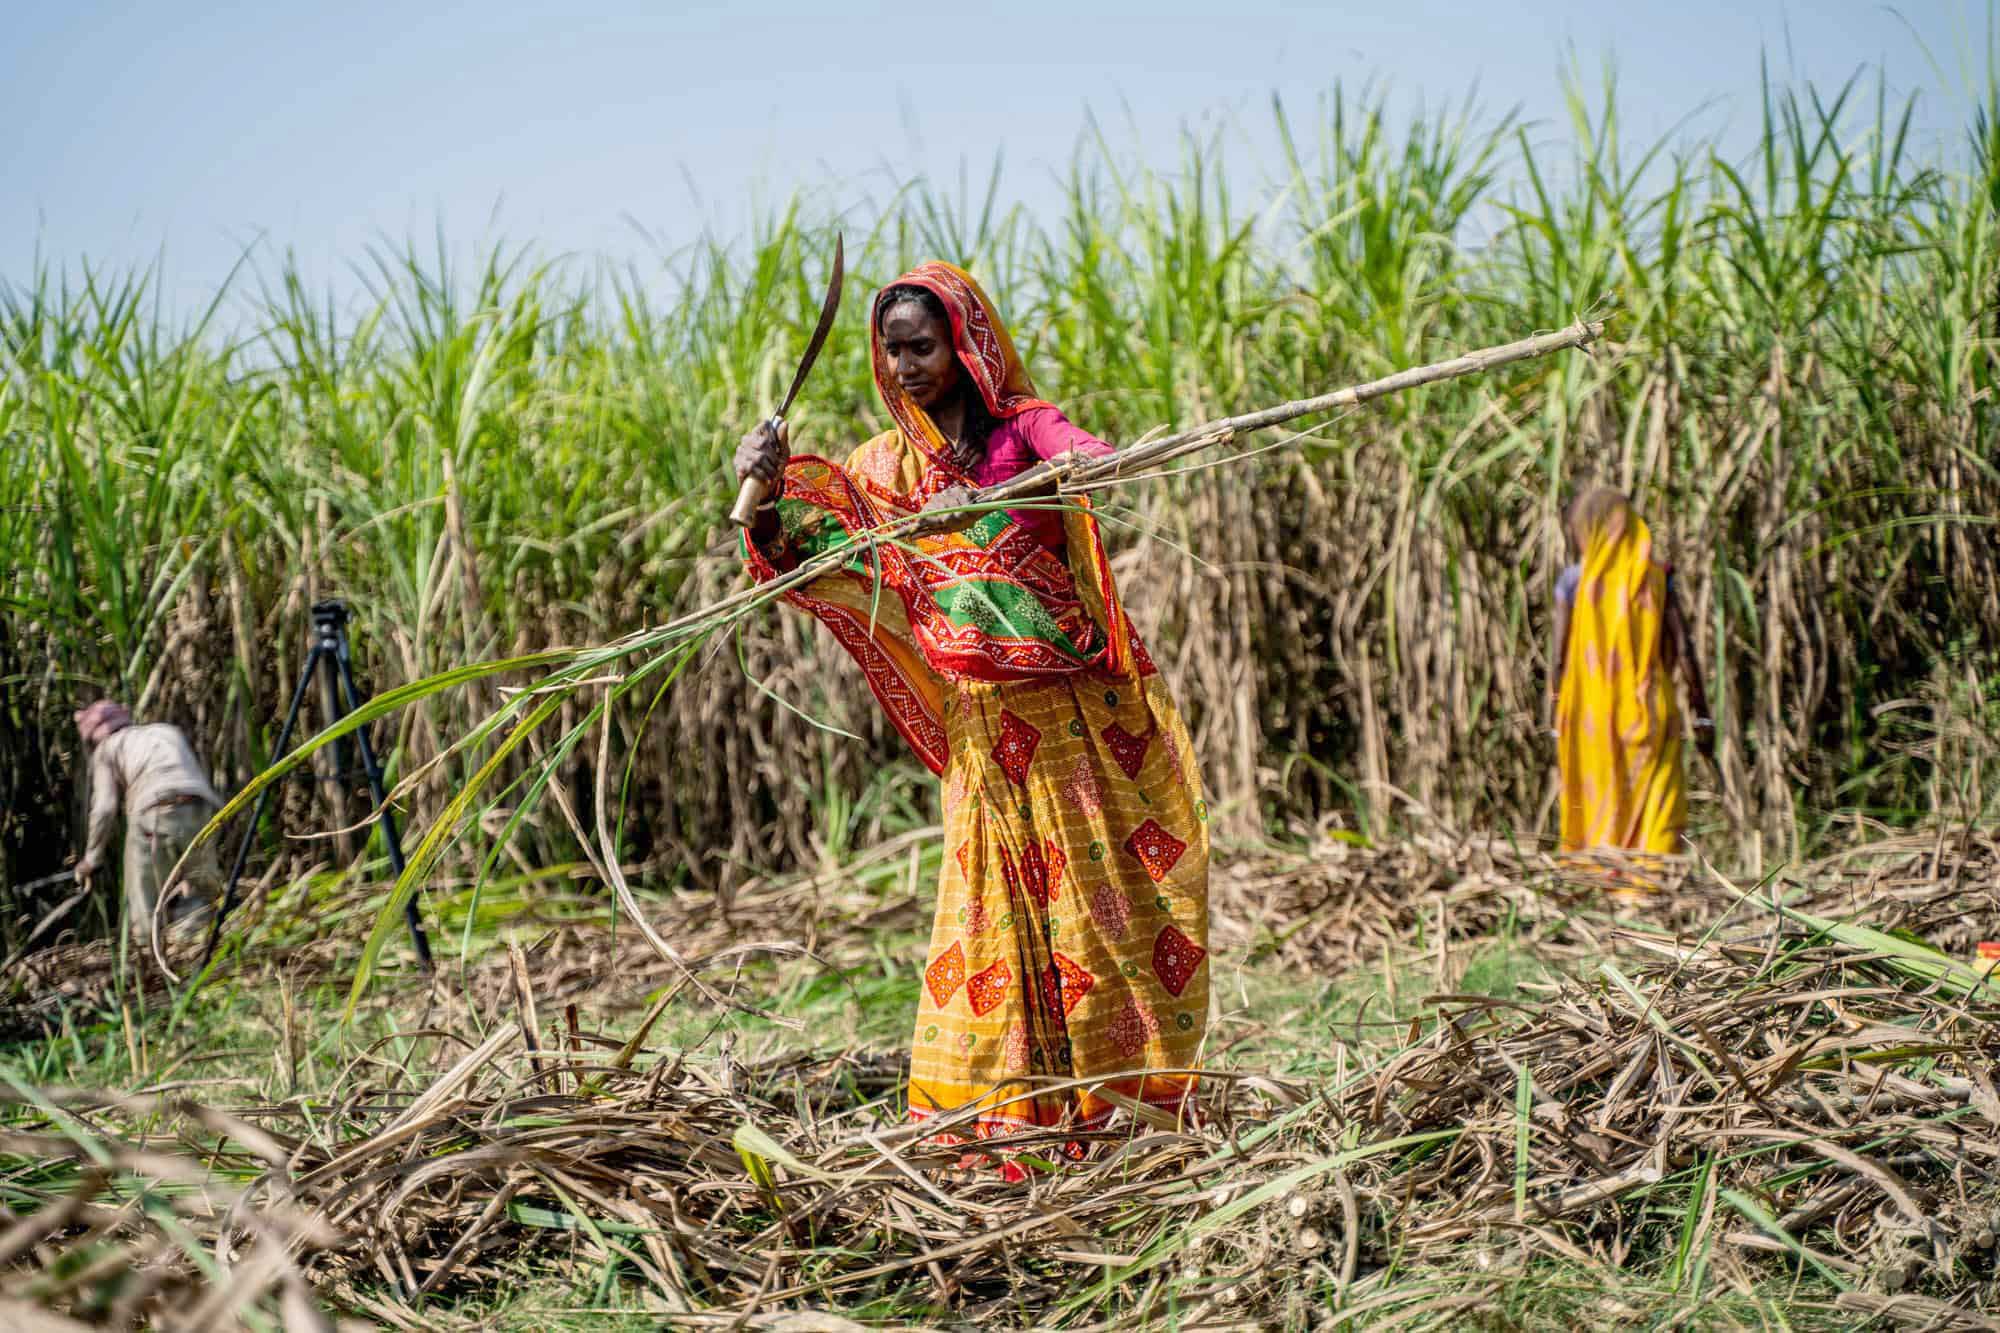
[3,8,1999,1330]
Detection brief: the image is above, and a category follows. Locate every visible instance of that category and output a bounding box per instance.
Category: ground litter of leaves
[3,827,1999,1330]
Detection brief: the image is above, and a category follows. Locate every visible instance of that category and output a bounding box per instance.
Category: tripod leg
[332,654,435,972]
[204,646,322,968]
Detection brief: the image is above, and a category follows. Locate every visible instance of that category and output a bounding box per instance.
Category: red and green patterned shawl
[742,262,1149,774]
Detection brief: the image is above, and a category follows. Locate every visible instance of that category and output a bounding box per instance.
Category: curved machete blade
[776,232,844,421]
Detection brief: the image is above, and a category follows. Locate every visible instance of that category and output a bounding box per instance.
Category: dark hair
[875,283,996,461]
[876,283,948,331]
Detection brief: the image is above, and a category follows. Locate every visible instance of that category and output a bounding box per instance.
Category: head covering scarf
[869,262,1049,454]
[1556,488,1686,859]
[75,699,133,745]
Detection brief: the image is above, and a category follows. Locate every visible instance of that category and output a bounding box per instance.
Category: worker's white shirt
[83,724,224,866]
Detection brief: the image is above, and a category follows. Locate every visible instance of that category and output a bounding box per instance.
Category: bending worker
[73,700,225,938]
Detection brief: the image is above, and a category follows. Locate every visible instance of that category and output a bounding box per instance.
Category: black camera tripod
[205,600,433,970]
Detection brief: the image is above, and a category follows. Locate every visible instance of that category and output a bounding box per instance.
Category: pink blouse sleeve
[1015,405,1114,461]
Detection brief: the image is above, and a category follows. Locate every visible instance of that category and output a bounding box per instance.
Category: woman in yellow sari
[1552,487,1714,868]
[733,263,1208,1165]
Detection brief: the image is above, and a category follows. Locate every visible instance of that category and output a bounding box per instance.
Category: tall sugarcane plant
[2,60,1995,967]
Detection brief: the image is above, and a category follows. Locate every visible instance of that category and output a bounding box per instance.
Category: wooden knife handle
[729,415,788,528]
[728,474,769,528]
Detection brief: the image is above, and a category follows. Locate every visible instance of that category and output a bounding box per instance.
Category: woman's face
[878,301,960,411]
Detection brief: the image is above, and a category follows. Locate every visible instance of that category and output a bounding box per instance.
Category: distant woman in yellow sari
[1552,487,1714,863]
[732,263,1208,1166]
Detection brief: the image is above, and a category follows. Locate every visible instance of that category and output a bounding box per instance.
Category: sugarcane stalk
[909,317,1606,535]
[659,318,1605,650]
[290,318,1602,747]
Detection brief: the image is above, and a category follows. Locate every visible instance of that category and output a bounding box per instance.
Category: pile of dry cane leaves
[1214,824,2000,977]
[4,829,2000,1329]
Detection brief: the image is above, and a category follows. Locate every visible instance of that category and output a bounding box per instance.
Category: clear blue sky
[2,2,1987,310]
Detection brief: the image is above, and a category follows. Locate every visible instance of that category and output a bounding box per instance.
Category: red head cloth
[870,262,1052,472]
[74,699,133,744]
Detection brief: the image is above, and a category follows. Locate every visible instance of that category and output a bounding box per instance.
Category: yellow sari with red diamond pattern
[743,262,1209,1150]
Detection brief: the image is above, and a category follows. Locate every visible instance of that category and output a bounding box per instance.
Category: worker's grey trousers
[122,801,221,939]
